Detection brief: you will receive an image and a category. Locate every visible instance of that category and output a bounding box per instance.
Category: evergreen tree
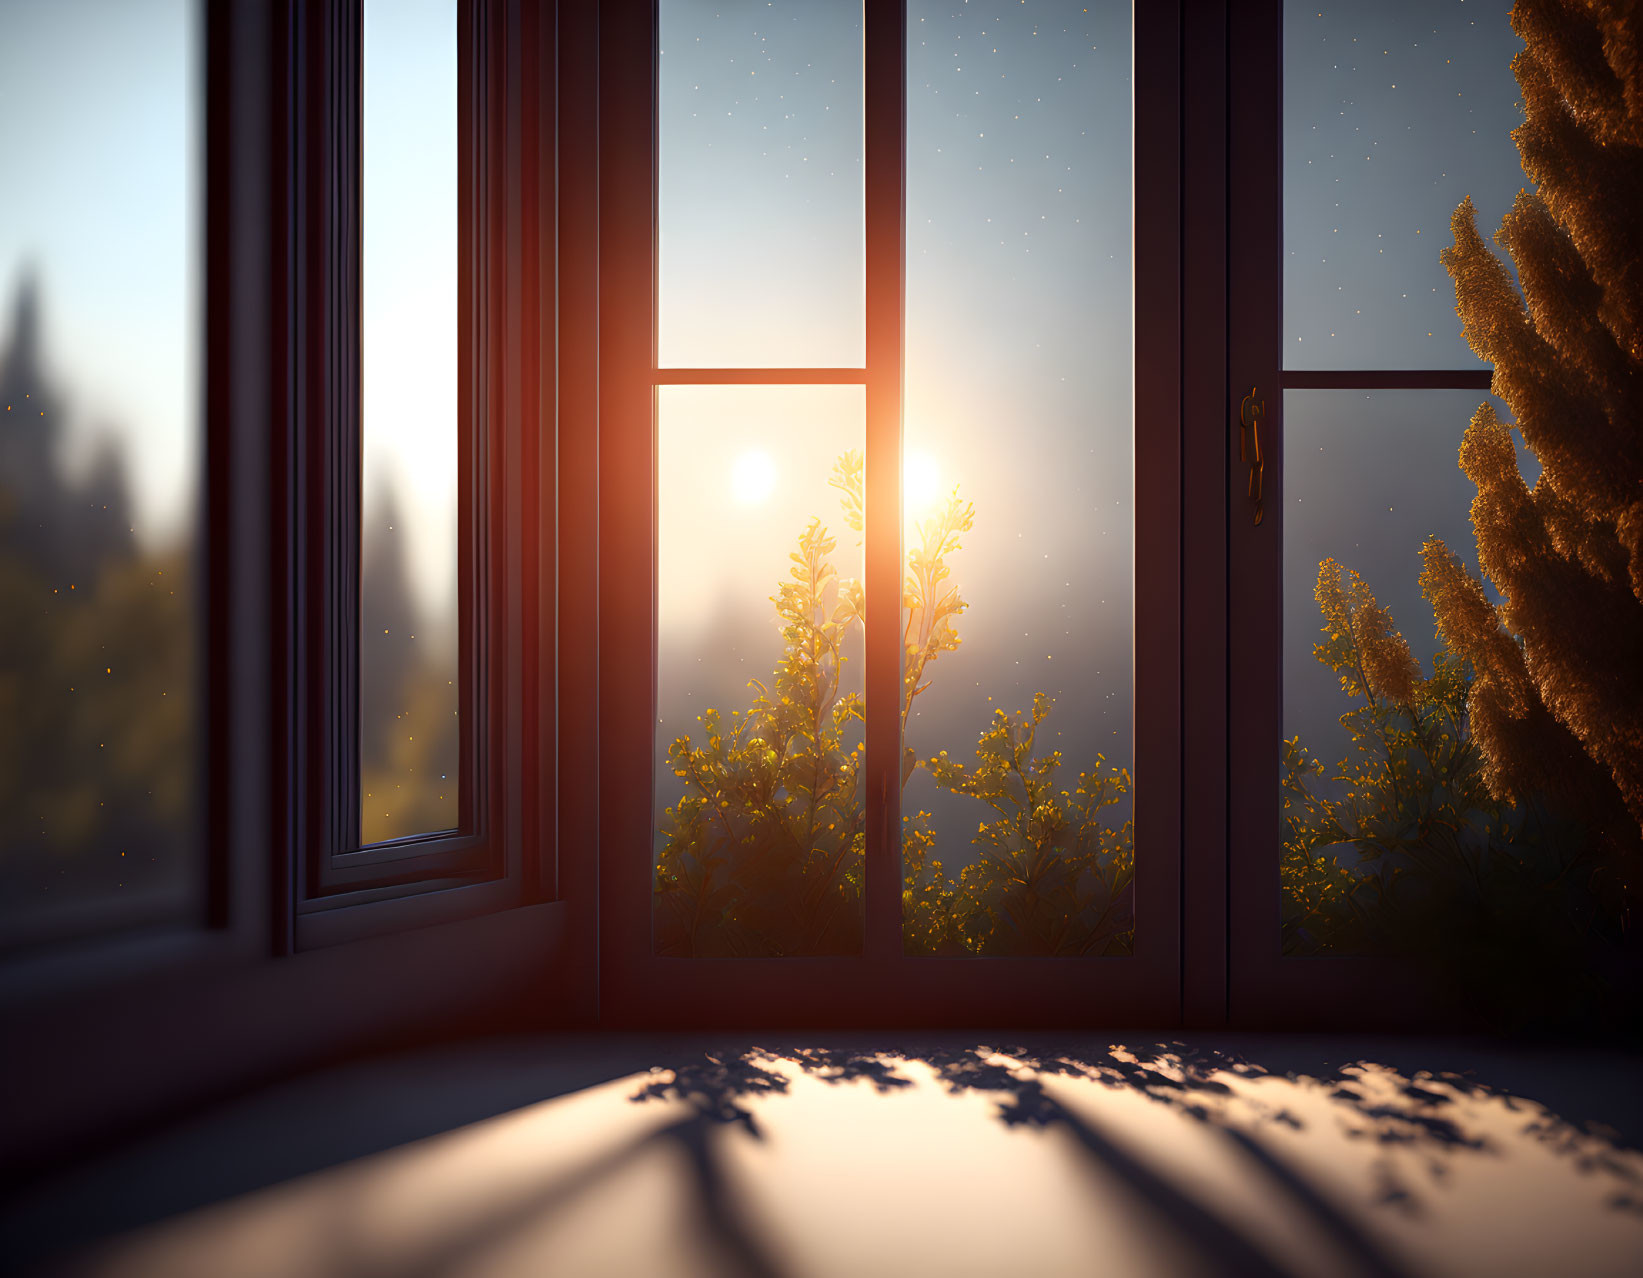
[1434,0,1643,908]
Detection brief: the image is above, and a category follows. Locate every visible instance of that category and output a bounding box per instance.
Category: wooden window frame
[0,7,578,1180]
[595,0,1184,1030]
[5,0,1523,1042]
[0,0,266,989]
[285,0,550,949]
[1,0,565,990]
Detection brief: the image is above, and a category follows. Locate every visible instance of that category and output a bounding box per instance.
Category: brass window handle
[1238,387,1266,526]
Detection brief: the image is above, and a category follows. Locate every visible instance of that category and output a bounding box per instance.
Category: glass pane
[901,1,1133,956]
[1280,390,1583,960]
[655,386,866,956]
[658,0,864,368]
[0,0,201,941]
[1284,0,1526,368]
[360,0,461,844]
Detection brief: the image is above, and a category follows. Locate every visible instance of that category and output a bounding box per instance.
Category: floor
[4,1034,1642,1277]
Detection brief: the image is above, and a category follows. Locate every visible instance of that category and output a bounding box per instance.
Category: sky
[1285,0,1527,368]
[659,0,865,366]
[0,0,198,545]
[363,0,460,623]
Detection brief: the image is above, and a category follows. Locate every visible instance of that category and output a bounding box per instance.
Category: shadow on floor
[8,1035,1643,1278]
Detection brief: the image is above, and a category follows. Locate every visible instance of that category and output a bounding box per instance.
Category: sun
[729,449,778,505]
[904,448,943,515]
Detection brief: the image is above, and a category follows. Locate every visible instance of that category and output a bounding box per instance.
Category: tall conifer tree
[1429,0,1643,902]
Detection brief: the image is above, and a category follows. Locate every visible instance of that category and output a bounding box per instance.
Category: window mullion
[863,0,906,963]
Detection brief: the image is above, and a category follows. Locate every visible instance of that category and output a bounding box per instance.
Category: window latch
[1237,387,1266,526]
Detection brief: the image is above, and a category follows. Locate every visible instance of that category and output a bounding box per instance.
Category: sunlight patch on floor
[66,1043,1643,1278]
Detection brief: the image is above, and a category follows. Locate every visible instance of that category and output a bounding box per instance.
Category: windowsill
[0,900,575,1187]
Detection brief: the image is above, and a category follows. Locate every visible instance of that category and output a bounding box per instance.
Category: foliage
[360,656,461,845]
[1431,0,1643,907]
[1285,562,1528,951]
[907,695,1133,956]
[654,476,867,957]
[0,277,197,928]
[0,541,195,913]
[1281,559,1631,1027]
[655,454,1134,957]
[359,486,460,845]
[1279,1,1643,1027]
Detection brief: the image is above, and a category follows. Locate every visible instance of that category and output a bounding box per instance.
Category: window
[0,0,204,949]
[648,1,1139,961]
[1277,0,1523,961]
[0,3,570,1155]
[652,0,867,958]
[601,0,1181,1025]
[1227,0,1637,1029]
[288,0,545,939]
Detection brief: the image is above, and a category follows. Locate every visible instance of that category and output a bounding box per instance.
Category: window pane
[1284,0,1526,368]
[0,0,201,941]
[655,386,866,956]
[901,2,1134,956]
[658,0,864,368]
[361,0,460,844]
[1280,390,1560,958]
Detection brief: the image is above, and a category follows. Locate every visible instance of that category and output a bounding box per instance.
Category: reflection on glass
[1279,391,1596,961]
[361,0,460,844]
[1284,0,1526,368]
[658,0,863,367]
[654,387,866,956]
[901,1,1134,956]
[0,0,200,941]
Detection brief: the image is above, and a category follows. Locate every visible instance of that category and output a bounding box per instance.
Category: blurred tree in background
[0,270,461,936]
[0,278,195,933]
[359,484,460,845]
